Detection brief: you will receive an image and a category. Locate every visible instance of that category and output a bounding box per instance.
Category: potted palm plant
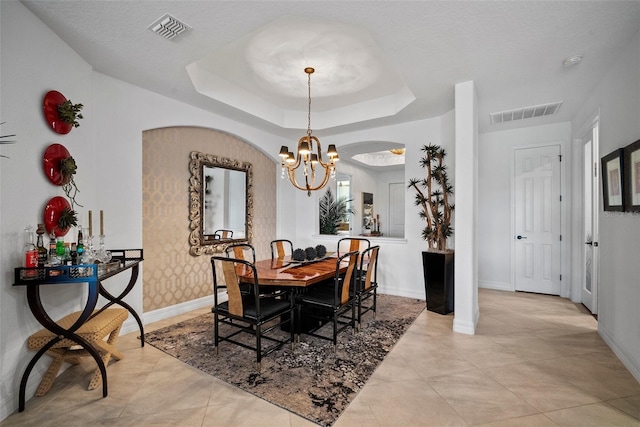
[319,187,355,235]
[408,143,455,314]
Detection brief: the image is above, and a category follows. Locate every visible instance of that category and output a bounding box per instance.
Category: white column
[453,81,479,335]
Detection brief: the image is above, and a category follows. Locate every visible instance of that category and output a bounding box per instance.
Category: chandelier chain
[277,66,338,196]
[307,70,312,137]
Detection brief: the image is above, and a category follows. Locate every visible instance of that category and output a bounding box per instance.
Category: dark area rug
[145,294,424,426]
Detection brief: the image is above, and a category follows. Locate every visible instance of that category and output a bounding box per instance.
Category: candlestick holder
[82,232,96,264]
[96,234,112,264]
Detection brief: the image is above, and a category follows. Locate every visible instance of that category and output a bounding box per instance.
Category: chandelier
[278,67,339,196]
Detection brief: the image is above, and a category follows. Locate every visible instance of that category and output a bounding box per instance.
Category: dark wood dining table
[236,253,365,333]
[236,255,348,333]
[237,255,345,287]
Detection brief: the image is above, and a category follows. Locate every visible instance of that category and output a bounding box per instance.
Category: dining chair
[336,237,371,282]
[295,250,358,351]
[270,239,293,259]
[210,255,294,371]
[214,229,234,240]
[224,242,255,262]
[224,243,256,294]
[337,237,370,258]
[355,245,379,330]
[226,242,284,297]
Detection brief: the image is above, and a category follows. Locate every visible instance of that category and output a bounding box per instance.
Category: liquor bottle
[70,242,78,265]
[23,226,38,268]
[48,231,59,265]
[56,237,66,263]
[35,224,48,266]
[76,227,84,263]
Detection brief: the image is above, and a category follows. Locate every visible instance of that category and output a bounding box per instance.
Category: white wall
[478,122,572,293]
[572,29,640,381]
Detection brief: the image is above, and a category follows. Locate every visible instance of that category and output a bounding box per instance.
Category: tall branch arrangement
[408,144,454,250]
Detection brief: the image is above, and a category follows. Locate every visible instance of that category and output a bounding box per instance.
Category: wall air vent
[490,101,563,125]
[148,14,191,40]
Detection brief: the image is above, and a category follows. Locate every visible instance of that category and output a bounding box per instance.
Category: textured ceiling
[186,15,416,129]
[21,0,640,141]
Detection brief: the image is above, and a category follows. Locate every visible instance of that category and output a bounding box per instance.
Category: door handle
[585,241,593,246]
[516,235,527,240]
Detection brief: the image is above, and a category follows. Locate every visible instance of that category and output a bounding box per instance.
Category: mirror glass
[189,151,253,255]
[203,166,246,238]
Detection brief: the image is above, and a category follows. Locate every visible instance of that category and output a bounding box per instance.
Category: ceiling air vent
[490,101,563,125]
[148,14,191,40]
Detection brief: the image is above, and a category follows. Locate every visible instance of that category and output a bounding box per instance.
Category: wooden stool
[27,308,128,396]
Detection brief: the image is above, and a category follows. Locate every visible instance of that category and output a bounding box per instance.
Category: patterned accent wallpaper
[142,127,276,312]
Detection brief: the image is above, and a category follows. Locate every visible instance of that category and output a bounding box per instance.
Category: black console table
[13,248,143,412]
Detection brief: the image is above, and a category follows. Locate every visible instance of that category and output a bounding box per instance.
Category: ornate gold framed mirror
[188,151,253,255]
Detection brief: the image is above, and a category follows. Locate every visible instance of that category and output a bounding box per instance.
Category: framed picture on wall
[623,139,640,212]
[601,148,625,211]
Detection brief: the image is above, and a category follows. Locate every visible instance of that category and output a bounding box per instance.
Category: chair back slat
[225,243,256,263]
[337,237,370,259]
[219,259,244,316]
[339,251,358,305]
[214,229,233,239]
[270,239,293,259]
[233,246,245,260]
[361,246,379,291]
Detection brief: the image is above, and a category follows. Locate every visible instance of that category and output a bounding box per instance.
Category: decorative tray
[97,260,123,275]
[289,256,331,266]
[14,264,98,286]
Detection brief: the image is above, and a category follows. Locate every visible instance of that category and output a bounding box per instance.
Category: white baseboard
[598,323,640,383]
[453,317,476,335]
[0,361,52,422]
[478,280,512,292]
[120,295,213,336]
[377,285,425,301]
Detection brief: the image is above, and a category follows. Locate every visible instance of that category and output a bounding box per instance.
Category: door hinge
[560,274,562,281]
[559,154,562,162]
[560,235,562,241]
[594,162,598,178]
[560,195,562,202]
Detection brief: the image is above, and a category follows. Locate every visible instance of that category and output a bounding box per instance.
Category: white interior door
[581,124,599,314]
[388,183,405,238]
[514,145,562,295]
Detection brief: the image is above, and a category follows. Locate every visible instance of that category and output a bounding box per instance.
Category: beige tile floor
[2,289,639,426]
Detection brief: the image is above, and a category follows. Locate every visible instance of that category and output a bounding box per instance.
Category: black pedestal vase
[421,250,454,314]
